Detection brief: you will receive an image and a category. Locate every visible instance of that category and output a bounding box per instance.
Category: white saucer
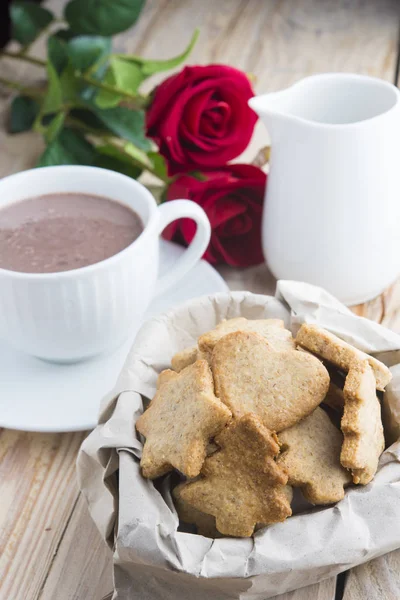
[0,240,228,432]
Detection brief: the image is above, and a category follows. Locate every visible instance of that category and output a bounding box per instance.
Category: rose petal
[146,65,258,174]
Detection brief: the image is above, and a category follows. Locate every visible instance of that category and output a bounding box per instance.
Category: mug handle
[154,200,211,296]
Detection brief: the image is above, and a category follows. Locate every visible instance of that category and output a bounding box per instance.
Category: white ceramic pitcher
[249,73,400,305]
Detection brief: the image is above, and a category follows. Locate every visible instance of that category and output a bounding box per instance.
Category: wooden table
[1,1,400,599]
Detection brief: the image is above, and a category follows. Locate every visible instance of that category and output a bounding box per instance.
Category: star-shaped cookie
[136,360,231,479]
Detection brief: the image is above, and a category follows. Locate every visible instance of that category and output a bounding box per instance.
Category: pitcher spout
[248,89,297,140]
[249,89,294,120]
[249,74,400,132]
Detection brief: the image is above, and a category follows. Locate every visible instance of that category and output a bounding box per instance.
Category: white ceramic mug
[0,166,211,362]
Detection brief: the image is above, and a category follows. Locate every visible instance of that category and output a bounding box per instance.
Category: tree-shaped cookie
[277,407,352,504]
[341,360,385,485]
[178,413,292,537]
[173,483,221,538]
[136,360,232,479]
[212,331,330,431]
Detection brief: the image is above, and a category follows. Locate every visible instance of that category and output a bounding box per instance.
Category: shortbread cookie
[198,317,295,354]
[156,369,178,389]
[277,408,352,504]
[178,414,292,537]
[173,483,221,538]
[136,360,232,479]
[173,483,288,538]
[212,331,329,431]
[341,360,385,485]
[296,324,391,391]
[171,347,211,372]
[171,346,199,372]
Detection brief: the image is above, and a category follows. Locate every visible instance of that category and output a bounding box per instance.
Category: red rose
[146,65,257,175]
[164,164,266,267]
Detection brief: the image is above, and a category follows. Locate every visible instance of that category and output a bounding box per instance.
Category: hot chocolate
[0,193,144,273]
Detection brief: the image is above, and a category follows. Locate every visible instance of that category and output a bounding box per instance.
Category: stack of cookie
[136,318,391,538]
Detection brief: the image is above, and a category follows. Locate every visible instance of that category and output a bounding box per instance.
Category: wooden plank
[38,494,113,600]
[343,551,400,600]
[273,578,337,600]
[0,429,85,600]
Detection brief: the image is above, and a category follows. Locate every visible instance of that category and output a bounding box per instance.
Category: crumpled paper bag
[77,280,400,600]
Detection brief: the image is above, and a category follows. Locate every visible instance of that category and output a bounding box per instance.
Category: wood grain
[343,551,400,600]
[274,578,337,600]
[0,429,85,600]
[38,495,113,600]
[0,1,399,599]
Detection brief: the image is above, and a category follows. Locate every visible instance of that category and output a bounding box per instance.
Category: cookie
[173,483,221,538]
[296,324,391,391]
[156,369,178,389]
[171,347,211,372]
[340,360,385,485]
[198,317,295,354]
[172,484,285,538]
[178,413,292,537]
[171,346,199,372]
[212,331,330,431]
[277,408,352,504]
[136,360,232,479]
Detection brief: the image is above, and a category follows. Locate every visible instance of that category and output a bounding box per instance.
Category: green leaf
[59,130,96,164]
[10,1,54,46]
[123,143,152,167]
[48,36,69,74]
[59,64,85,103]
[94,107,151,150]
[64,0,146,36]
[43,62,63,114]
[69,108,109,132]
[37,129,95,167]
[53,28,76,42]
[94,68,122,108]
[147,151,168,181]
[110,57,144,94]
[67,36,111,72]
[94,144,142,179]
[121,29,199,77]
[44,112,66,143]
[187,171,208,181]
[94,57,144,107]
[9,96,39,133]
